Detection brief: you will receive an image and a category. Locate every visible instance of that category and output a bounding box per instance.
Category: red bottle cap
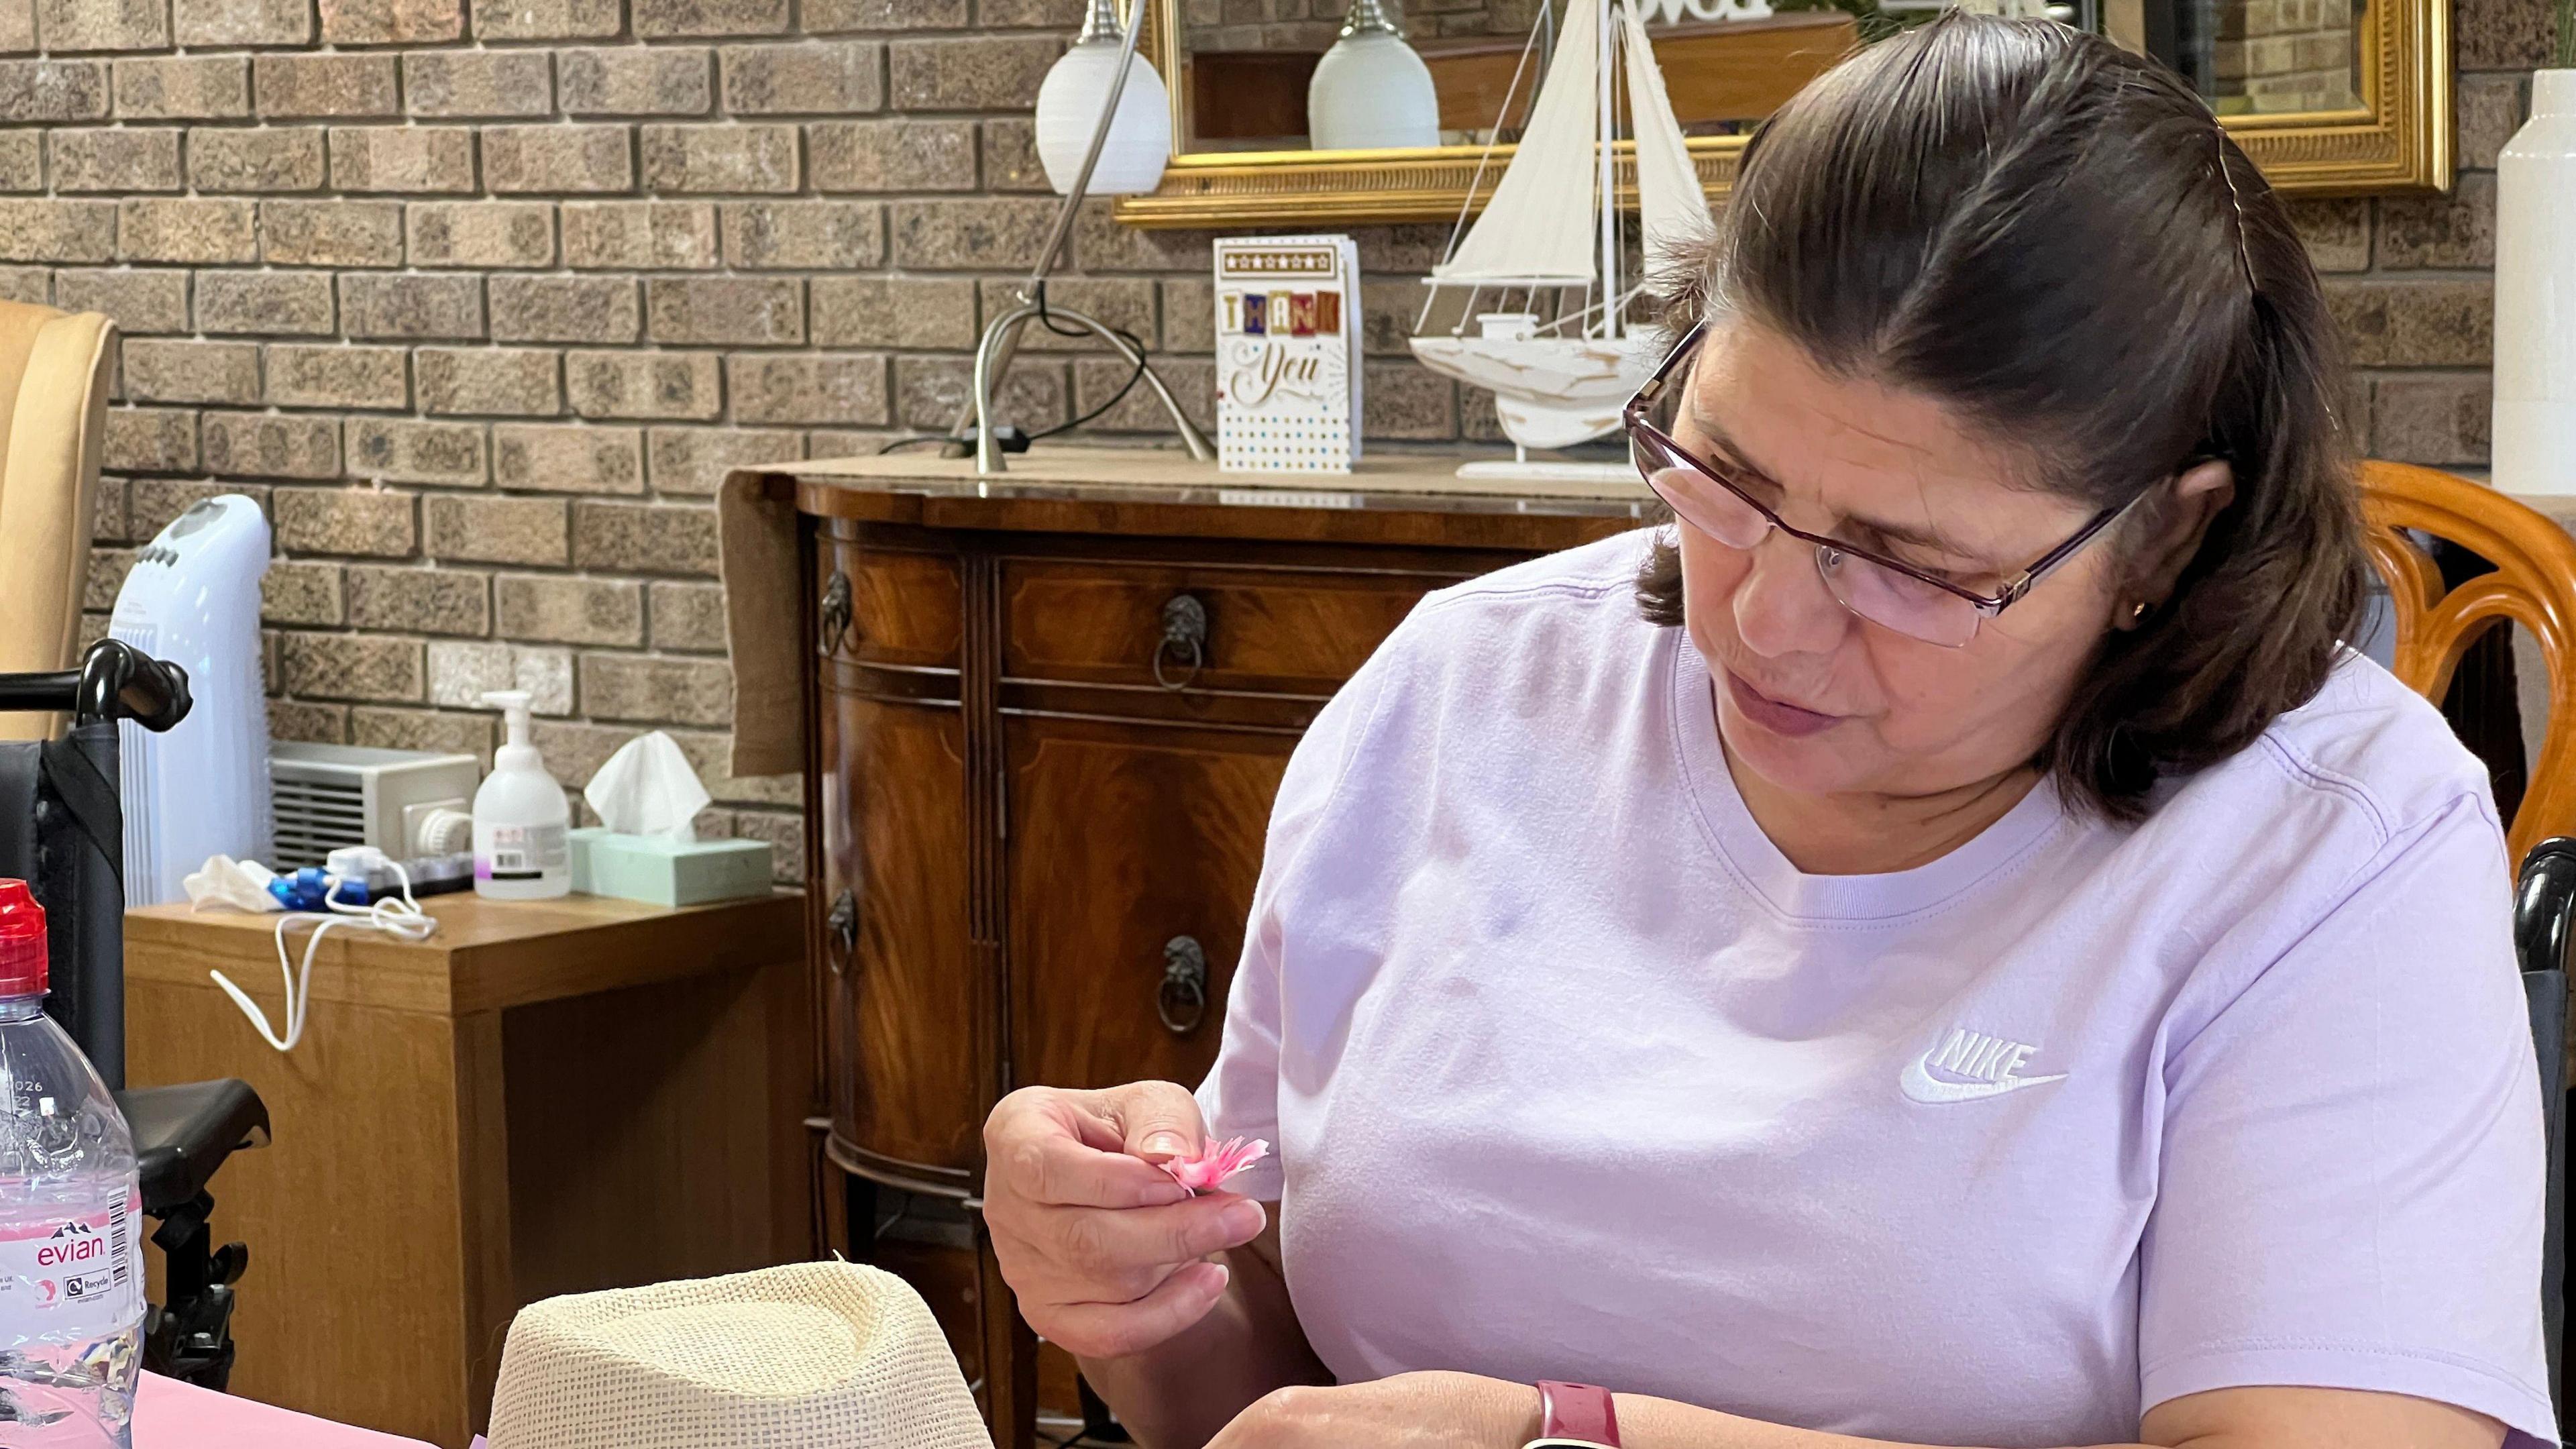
[0,879,46,997]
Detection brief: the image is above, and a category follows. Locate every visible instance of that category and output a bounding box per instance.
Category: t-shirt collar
[1668,635,2072,925]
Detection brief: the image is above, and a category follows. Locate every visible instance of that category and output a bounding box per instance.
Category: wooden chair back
[2361,460,2576,863]
[0,299,113,744]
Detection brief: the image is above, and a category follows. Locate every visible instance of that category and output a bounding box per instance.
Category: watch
[1523,1380,1621,1449]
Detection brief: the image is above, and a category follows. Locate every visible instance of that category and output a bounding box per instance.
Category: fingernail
[1140,1132,1185,1157]
[1220,1199,1265,1238]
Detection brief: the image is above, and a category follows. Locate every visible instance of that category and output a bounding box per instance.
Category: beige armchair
[0,300,115,743]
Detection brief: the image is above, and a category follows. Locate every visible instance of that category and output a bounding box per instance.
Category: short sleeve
[1191,631,1402,1204]
[2138,792,2557,1445]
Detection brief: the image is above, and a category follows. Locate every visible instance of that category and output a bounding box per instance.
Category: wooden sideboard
[754,450,1646,1446]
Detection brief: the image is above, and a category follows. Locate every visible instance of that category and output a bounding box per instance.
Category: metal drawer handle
[1152,594,1208,691]
[1158,936,1208,1034]
[826,888,857,978]
[820,571,853,655]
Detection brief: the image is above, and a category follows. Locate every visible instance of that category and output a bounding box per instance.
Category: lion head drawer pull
[825,888,858,978]
[819,571,854,655]
[1152,594,1209,690]
[1158,935,1209,1034]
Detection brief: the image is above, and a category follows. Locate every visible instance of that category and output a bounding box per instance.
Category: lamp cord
[1026,279,1150,441]
[881,280,1150,453]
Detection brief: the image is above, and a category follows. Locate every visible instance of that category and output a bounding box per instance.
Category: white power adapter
[211,845,437,1053]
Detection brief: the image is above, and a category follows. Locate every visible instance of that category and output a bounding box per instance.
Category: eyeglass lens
[1629,427,1984,648]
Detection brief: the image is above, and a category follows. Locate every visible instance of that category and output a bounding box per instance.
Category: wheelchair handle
[0,639,191,731]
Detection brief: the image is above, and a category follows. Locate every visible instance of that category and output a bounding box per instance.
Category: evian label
[0,1193,141,1340]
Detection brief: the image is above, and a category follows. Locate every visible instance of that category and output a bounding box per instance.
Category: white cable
[210,859,434,1053]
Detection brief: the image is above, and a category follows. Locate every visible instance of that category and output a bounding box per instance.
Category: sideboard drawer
[819,537,964,671]
[999,558,1442,695]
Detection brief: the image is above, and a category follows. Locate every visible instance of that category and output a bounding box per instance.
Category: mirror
[1177,0,1856,153]
[1119,0,2449,227]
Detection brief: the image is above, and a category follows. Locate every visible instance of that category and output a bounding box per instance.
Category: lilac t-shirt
[1195,531,2555,1447]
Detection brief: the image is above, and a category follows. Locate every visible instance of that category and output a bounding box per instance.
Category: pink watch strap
[1537,1381,1619,1446]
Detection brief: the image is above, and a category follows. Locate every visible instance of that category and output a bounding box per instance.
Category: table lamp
[958,0,1214,474]
[1308,0,1440,150]
[1035,0,1173,195]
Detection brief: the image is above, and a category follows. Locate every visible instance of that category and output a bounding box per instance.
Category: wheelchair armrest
[2514,839,2575,1418]
[2518,838,2576,979]
[117,1080,269,1216]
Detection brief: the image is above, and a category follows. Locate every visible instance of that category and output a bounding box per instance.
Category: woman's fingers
[997,1194,1267,1304]
[1054,1193,1267,1278]
[1106,1079,1210,1162]
[988,1089,1192,1210]
[1037,1259,1233,1360]
[983,1082,1261,1358]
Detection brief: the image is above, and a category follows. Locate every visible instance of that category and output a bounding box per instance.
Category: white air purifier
[270,742,479,869]
[111,495,273,906]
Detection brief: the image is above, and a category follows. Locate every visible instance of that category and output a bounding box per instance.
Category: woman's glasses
[1622,321,2151,649]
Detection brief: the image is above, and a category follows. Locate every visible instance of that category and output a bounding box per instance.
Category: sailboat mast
[1596,0,1619,339]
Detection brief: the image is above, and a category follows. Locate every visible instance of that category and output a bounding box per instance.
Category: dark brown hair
[1640,12,2368,820]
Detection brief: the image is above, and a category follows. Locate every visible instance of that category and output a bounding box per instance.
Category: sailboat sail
[1409,0,1714,475]
[1618,2,1710,276]
[1430,0,1603,286]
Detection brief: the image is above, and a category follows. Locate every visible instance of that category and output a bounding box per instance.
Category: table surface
[137,1373,437,1448]
[767,450,2576,525]
[125,889,804,1016]
[775,446,1659,519]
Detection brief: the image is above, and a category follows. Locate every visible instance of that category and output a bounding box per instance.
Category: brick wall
[2324,0,2544,474]
[2214,0,2359,114]
[4,0,2550,875]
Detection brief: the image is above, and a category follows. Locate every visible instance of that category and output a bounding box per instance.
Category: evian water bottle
[0,879,142,1447]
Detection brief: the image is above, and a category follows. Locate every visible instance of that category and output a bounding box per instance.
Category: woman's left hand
[1206,1371,1537,1449]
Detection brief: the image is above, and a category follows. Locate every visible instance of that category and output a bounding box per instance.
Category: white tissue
[584,731,711,843]
[185,855,280,913]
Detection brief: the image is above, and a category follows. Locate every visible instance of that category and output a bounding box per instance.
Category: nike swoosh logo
[1899,1055,2069,1104]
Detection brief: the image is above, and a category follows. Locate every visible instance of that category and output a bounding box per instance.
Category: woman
[982,15,2554,1449]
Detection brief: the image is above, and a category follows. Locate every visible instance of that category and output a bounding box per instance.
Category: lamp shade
[1307,0,1439,150]
[1034,40,1173,196]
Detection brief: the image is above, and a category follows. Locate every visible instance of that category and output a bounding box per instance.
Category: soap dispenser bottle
[473,690,571,900]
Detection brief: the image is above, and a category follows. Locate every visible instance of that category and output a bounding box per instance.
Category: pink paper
[1161,1135,1269,1193]
[135,1372,440,1448]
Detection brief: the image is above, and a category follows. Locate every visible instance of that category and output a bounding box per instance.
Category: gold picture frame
[1113,0,2451,229]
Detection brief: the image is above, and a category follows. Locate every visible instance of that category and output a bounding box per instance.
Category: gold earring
[2129,600,2151,623]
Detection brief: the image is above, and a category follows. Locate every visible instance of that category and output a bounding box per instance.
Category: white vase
[1308,0,1440,151]
[2495,69,2576,494]
[1033,0,1173,196]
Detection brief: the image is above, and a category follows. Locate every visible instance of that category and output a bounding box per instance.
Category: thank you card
[1214,234,1363,474]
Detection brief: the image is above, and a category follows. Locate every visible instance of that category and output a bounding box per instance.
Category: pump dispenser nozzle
[481,689,535,756]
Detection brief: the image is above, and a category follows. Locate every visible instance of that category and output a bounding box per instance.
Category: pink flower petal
[1160,1136,1269,1193]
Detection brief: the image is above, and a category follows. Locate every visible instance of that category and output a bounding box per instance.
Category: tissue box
[568,828,773,906]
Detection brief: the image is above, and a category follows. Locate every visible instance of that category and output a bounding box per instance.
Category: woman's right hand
[983,1081,1271,1359]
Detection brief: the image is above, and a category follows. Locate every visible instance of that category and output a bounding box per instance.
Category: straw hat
[486,1262,993,1449]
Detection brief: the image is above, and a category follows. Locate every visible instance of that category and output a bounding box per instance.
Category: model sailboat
[1409,0,1711,480]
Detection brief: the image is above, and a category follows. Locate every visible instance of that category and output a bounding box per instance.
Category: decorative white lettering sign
[1636,0,1775,22]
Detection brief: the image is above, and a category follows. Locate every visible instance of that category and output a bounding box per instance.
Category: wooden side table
[123,890,810,1449]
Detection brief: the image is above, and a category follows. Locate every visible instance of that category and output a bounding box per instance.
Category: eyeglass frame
[1622,320,2163,641]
